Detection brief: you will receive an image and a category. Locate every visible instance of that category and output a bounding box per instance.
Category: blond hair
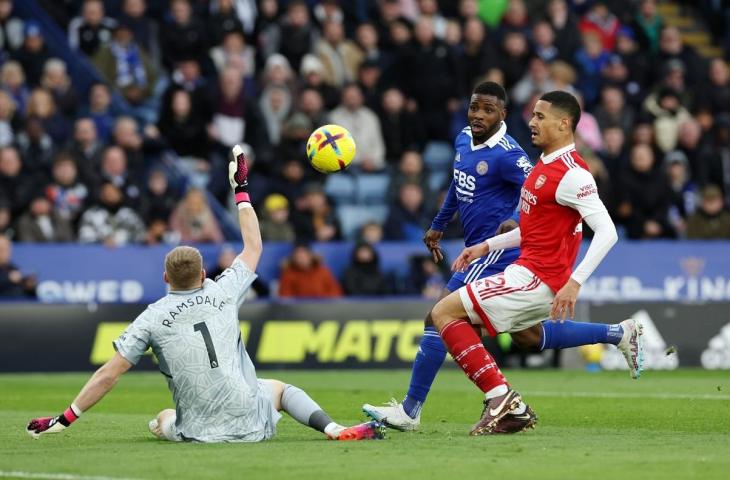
[165,246,203,290]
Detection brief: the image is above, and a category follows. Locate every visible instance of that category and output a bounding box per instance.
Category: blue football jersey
[431,122,533,247]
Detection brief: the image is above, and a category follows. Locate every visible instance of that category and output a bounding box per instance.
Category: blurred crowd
[0,0,729,299]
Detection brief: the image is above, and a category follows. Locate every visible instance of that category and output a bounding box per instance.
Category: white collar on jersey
[540,143,576,164]
[466,121,507,151]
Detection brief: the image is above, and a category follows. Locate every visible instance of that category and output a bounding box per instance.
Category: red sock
[440,320,507,393]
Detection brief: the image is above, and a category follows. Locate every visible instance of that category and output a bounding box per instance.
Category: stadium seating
[336,205,389,240]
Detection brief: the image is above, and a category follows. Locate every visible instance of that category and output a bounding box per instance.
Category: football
[306,124,356,173]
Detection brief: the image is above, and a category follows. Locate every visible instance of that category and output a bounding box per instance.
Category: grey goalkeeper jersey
[114,258,280,442]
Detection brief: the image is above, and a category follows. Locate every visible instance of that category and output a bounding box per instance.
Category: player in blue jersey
[362,83,642,434]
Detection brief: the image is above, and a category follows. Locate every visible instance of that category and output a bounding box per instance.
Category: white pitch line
[0,471,140,480]
[525,390,730,401]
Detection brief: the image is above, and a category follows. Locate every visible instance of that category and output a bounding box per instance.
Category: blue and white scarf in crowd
[110,41,147,88]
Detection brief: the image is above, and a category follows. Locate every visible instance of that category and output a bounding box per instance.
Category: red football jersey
[515,144,606,292]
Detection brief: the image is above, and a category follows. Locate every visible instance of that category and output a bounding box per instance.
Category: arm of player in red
[452,227,522,272]
[27,353,132,438]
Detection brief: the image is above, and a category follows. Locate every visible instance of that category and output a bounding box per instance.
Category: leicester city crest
[535,174,547,189]
[476,161,488,175]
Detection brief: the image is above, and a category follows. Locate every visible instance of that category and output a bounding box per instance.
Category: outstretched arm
[230,145,263,272]
[27,353,132,438]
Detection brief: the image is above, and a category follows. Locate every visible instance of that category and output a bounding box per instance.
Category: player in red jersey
[429,91,639,436]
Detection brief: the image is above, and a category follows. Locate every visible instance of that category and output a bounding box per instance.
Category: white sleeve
[486,227,521,251]
[214,257,257,305]
[570,210,618,285]
[555,167,607,218]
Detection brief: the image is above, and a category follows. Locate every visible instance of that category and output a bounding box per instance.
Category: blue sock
[539,321,624,350]
[402,326,447,418]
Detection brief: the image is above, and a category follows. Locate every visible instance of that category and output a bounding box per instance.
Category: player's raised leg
[430,290,526,436]
[261,379,384,441]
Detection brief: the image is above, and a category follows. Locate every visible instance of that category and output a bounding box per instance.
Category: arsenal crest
[535,174,547,189]
[476,161,488,175]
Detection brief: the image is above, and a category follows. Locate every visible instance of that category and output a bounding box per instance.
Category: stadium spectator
[278,244,343,298]
[163,57,213,123]
[512,57,553,107]
[355,21,390,71]
[160,0,209,70]
[378,87,425,165]
[207,0,244,47]
[158,88,210,160]
[259,84,292,148]
[270,158,307,204]
[665,150,695,235]
[206,244,269,298]
[0,0,24,53]
[210,30,256,85]
[675,118,709,182]
[67,0,116,56]
[316,18,363,88]
[531,19,562,64]
[17,196,74,243]
[12,21,51,87]
[0,200,12,238]
[139,169,177,226]
[77,182,145,245]
[259,193,295,242]
[498,31,531,90]
[686,185,730,239]
[644,88,692,154]
[655,26,706,87]
[15,117,54,175]
[696,114,730,206]
[574,95,603,152]
[40,59,78,119]
[579,1,620,51]
[0,61,28,114]
[77,83,116,142]
[594,85,634,135]
[358,220,384,245]
[297,88,328,131]
[458,17,495,97]
[384,182,430,241]
[343,242,391,296]
[291,184,340,242]
[598,125,629,179]
[277,111,313,166]
[0,147,35,218]
[616,144,675,239]
[119,0,160,65]
[25,88,70,146]
[169,188,224,244]
[0,234,36,297]
[574,31,610,108]
[0,90,17,147]
[99,145,141,208]
[632,0,663,54]
[68,118,102,185]
[404,254,447,298]
[357,59,383,112]
[92,20,158,114]
[697,58,730,116]
[111,116,164,179]
[387,150,429,203]
[299,54,341,110]
[614,26,651,95]
[330,83,386,171]
[275,0,320,73]
[45,152,90,226]
[546,0,581,62]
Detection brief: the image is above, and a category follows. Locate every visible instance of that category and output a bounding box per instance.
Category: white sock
[324,422,344,438]
[485,384,509,399]
[512,401,527,415]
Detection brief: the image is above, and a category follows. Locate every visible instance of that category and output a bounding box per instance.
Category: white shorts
[458,264,554,335]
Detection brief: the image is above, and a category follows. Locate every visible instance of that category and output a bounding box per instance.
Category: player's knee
[510,329,542,353]
[261,379,285,410]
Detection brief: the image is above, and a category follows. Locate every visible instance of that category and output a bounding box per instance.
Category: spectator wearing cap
[330,83,386,172]
[616,144,675,239]
[11,21,51,87]
[291,184,341,242]
[17,195,74,242]
[632,0,663,54]
[665,150,696,235]
[68,0,117,56]
[92,19,158,113]
[316,18,364,88]
[260,193,295,242]
[160,0,209,70]
[278,244,343,298]
[0,0,23,53]
[579,1,620,51]
[644,87,692,154]
[40,59,78,119]
[686,185,730,240]
[299,54,340,110]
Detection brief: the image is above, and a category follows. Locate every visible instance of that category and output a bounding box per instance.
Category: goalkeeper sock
[59,403,82,426]
[539,321,624,350]
[403,326,447,418]
[281,384,335,434]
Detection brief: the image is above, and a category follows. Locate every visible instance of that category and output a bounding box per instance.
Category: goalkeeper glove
[229,144,250,208]
[27,404,82,439]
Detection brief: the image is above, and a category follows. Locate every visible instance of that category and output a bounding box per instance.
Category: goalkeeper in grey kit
[26,145,385,443]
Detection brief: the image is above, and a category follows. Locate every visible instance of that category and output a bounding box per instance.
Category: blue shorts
[446,247,520,291]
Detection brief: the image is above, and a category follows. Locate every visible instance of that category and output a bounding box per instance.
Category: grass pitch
[1,369,729,480]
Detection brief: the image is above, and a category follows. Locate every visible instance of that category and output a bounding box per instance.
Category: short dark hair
[539,90,581,132]
[473,81,507,104]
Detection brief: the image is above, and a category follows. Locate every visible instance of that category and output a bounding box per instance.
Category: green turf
[1,369,729,480]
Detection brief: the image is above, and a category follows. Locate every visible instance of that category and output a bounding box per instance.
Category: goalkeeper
[26,146,384,443]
